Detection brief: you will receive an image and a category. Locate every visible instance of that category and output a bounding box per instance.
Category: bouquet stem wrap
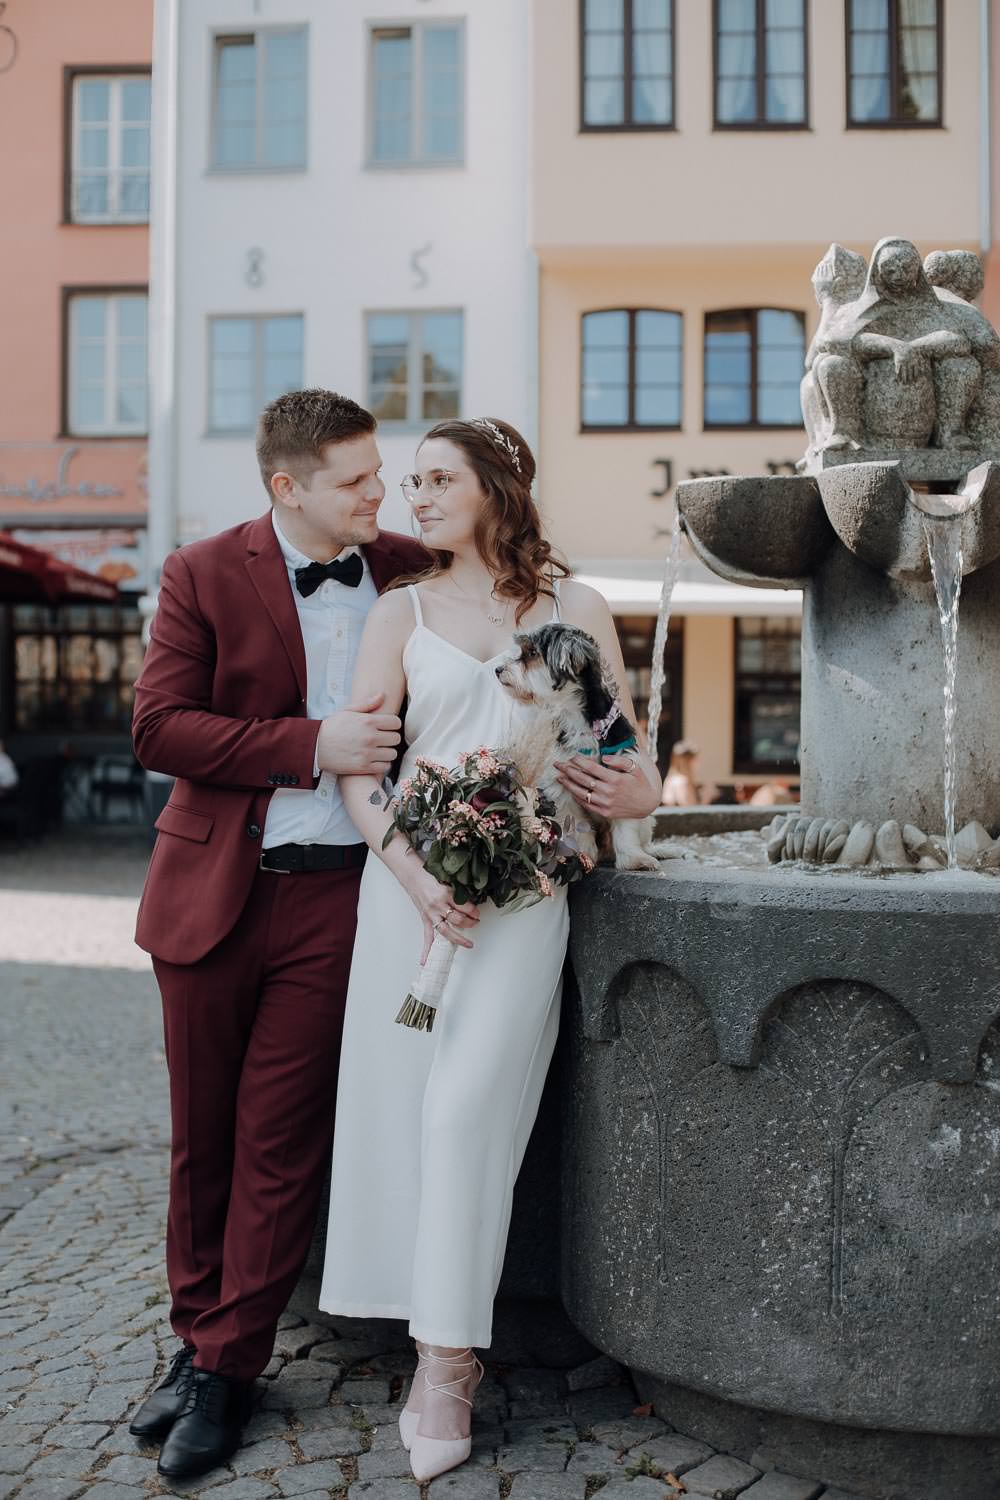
[395,929,456,1033]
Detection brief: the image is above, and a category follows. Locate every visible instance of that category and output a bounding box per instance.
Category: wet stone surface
[0,832,877,1500]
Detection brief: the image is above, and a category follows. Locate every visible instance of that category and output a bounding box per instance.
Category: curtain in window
[849,0,891,122]
[716,0,757,123]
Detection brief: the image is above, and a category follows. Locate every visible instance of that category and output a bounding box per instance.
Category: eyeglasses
[400,471,454,503]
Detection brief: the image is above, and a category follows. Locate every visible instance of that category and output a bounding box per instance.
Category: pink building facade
[0,0,152,765]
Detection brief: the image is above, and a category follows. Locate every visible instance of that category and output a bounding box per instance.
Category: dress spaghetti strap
[407,584,424,627]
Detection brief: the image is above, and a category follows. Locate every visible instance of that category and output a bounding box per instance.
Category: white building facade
[148,0,534,571]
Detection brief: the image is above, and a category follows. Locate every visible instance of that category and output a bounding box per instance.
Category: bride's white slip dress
[319,584,569,1347]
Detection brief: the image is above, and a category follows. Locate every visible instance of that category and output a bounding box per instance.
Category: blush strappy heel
[398,1344,431,1451]
[408,1347,484,1483]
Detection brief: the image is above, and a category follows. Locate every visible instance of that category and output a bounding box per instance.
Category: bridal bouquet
[384,748,594,1033]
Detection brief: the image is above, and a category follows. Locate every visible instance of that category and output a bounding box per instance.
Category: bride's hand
[553,753,661,818]
[400,861,480,964]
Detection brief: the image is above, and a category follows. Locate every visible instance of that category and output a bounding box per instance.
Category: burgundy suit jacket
[132,512,427,965]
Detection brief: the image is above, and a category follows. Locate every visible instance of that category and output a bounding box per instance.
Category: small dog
[495,623,659,872]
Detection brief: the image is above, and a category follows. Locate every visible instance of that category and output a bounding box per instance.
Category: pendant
[487,611,505,627]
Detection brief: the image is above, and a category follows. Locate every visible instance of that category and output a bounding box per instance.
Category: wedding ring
[586,790,593,806]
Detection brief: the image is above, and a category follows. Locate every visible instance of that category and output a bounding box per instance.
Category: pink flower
[537,871,553,898]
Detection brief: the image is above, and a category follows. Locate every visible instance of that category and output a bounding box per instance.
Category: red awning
[0,531,119,604]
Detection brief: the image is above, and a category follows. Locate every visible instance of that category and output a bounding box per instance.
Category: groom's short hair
[256,389,377,494]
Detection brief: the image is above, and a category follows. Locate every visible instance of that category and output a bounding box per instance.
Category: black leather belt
[260,842,368,873]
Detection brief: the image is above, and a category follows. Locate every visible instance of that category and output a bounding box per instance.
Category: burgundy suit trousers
[154,863,362,1381]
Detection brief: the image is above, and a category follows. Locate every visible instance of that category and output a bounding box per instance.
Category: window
[68,72,151,223]
[370,23,464,165]
[208,315,304,433]
[66,292,147,437]
[581,0,674,129]
[847,0,942,126]
[714,0,807,127]
[734,617,800,772]
[582,310,682,430]
[212,29,307,170]
[367,311,463,425]
[13,603,143,734]
[703,309,804,428]
[615,614,683,775]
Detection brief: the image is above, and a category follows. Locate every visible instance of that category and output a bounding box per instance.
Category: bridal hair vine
[470,418,522,474]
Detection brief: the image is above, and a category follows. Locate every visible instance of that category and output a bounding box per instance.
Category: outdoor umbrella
[0,530,118,604]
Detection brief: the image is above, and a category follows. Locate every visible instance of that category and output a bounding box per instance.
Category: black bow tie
[294,553,364,596]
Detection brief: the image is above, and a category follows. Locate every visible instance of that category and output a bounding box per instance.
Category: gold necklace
[446,573,509,628]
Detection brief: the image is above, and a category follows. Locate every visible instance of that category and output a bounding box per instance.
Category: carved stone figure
[800,238,1000,473]
[925,249,1000,446]
[800,243,867,463]
[851,237,978,450]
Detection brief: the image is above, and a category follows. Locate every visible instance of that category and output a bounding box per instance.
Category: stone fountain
[563,239,1000,1500]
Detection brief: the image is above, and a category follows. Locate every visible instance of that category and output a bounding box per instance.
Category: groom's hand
[315,693,402,776]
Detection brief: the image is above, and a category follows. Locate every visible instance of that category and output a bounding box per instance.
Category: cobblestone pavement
[1,830,876,1500]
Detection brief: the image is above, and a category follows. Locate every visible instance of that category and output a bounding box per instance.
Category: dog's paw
[615,850,661,872]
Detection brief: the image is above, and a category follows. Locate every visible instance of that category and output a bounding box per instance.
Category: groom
[130,390,427,1478]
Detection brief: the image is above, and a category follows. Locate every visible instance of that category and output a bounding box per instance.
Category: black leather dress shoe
[128,1342,195,1440]
[156,1369,254,1479]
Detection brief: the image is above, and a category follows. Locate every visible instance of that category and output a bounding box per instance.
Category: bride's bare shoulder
[556,577,611,628]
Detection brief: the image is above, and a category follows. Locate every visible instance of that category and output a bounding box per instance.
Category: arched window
[581,309,683,430]
[703,308,804,428]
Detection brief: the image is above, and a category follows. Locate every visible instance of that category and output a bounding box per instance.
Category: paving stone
[274,1459,348,1494]
[296,1425,365,1460]
[23,1453,98,1481]
[348,1483,417,1499]
[816,1491,871,1500]
[507,1476,585,1499]
[591,1417,671,1453]
[14,1481,88,1500]
[598,1481,675,1500]
[563,1440,623,1477]
[203,1480,280,1500]
[565,1388,638,1427]
[565,1356,625,1393]
[98,1453,159,1485]
[741,1476,822,1500]
[43,1423,110,1450]
[0,1447,37,1475]
[504,1422,577,1447]
[229,1438,297,1475]
[632,1434,715,1476]
[683,1455,762,1497]
[273,1325,335,1361]
[84,1486,148,1500]
[426,1474,498,1499]
[244,1410,297,1444]
[340,1379,392,1407]
[356,1445,412,1481]
[0,1478,22,1500]
[497,1442,568,1473]
[502,1371,567,1404]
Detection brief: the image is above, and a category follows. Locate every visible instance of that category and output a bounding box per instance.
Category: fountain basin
[563,863,1000,1477]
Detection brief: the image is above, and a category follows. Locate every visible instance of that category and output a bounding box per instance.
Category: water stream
[645,512,684,764]
[921,512,965,869]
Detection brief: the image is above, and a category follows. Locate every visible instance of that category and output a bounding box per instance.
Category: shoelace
[191,1374,230,1423]
[423,1349,484,1408]
[164,1345,195,1389]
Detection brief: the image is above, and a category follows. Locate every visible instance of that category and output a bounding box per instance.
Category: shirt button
[319,789,329,799]
[246,822,261,839]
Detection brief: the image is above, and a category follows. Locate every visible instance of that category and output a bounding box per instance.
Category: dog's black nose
[494,665,503,678]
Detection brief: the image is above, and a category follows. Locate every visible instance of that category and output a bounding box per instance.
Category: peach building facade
[534,0,992,792]
[0,0,152,756]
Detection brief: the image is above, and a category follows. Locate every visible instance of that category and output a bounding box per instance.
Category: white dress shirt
[262,511,378,849]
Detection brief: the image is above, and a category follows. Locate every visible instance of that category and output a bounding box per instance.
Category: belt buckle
[260,851,291,873]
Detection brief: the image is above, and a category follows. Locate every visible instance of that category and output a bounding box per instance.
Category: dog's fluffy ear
[578,652,615,726]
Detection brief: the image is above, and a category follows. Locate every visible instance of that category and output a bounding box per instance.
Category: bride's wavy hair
[394,418,569,622]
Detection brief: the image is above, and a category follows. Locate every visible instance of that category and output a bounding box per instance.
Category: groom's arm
[133,549,400,790]
[132,549,321,790]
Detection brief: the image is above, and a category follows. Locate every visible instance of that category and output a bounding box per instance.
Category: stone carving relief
[800,238,1000,474]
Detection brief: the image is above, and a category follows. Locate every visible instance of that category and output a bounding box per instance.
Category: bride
[320,416,661,1482]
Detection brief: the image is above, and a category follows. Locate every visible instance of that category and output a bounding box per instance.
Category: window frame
[845,0,944,130]
[61,285,149,440]
[209,25,309,174]
[205,313,305,436]
[732,616,801,774]
[365,309,465,429]
[578,0,677,134]
[580,307,684,433]
[62,65,151,225]
[367,18,466,168]
[712,0,809,131]
[702,306,805,431]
